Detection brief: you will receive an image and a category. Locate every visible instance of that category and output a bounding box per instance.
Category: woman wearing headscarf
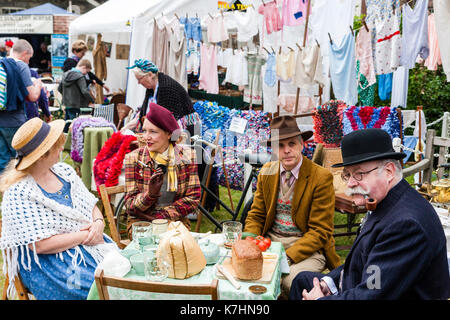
[123,103,201,237]
[0,118,118,300]
[121,59,196,134]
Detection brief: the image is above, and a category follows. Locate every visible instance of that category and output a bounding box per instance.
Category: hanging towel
[329,33,358,106]
[400,0,429,69]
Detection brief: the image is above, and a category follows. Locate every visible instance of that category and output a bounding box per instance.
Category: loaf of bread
[231,240,263,280]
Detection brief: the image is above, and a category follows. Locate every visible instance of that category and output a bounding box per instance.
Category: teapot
[199,239,220,265]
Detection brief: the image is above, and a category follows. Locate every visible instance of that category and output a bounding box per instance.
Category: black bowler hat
[332,128,406,168]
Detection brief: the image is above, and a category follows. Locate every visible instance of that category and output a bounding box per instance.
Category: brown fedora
[265,115,313,145]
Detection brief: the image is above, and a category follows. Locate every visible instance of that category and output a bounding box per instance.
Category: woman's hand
[80,220,105,246]
[147,168,164,197]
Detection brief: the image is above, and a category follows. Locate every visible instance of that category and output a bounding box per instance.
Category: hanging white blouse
[231,6,259,43]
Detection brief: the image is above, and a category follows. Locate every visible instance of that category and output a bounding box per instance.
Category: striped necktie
[282,171,293,195]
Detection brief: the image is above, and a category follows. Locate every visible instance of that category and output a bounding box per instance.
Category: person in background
[59,59,95,132]
[0,42,6,57]
[62,40,110,94]
[25,68,51,122]
[32,42,51,73]
[0,39,42,173]
[290,128,450,300]
[5,40,13,57]
[123,103,201,237]
[121,59,195,134]
[243,115,340,299]
[0,117,118,300]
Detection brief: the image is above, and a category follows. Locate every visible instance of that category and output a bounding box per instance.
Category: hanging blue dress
[18,174,112,300]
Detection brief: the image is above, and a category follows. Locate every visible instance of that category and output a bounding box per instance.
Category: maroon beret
[145,102,180,134]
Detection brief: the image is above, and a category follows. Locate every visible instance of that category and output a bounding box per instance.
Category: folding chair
[0,220,32,300]
[98,184,129,249]
[94,268,219,300]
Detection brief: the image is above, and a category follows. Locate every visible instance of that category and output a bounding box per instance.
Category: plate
[215,252,279,284]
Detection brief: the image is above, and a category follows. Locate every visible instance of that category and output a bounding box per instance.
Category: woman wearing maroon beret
[123,103,200,236]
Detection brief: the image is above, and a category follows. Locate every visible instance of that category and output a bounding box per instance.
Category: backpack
[0,62,7,111]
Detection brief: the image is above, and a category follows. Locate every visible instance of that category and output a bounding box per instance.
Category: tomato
[257,241,268,252]
[263,237,271,248]
[255,235,264,242]
[251,239,259,246]
[246,236,254,241]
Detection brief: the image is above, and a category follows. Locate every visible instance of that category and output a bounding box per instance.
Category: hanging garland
[312,100,346,148]
[93,131,137,194]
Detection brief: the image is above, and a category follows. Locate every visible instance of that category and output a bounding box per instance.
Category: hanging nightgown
[356,27,376,106]
[198,43,219,94]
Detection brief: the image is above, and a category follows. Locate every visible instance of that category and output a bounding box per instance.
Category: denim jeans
[64,108,81,133]
[0,126,19,173]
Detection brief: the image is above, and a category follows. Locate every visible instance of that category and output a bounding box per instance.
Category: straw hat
[12,118,65,170]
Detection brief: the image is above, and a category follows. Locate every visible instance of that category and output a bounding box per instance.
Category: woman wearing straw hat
[123,103,201,237]
[0,118,118,300]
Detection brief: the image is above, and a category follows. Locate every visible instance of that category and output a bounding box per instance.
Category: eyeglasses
[341,167,379,183]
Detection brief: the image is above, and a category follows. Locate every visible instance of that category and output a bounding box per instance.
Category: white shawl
[0,162,117,298]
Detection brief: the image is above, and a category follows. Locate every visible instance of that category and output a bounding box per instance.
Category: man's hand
[44,114,52,123]
[302,277,329,300]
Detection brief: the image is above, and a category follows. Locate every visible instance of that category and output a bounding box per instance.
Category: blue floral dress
[18,174,111,300]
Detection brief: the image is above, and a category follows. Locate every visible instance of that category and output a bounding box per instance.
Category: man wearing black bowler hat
[290,128,450,300]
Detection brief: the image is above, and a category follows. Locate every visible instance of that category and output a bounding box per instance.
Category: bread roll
[231,240,263,280]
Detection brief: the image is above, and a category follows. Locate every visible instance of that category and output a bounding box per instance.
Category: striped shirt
[0,63,7,110]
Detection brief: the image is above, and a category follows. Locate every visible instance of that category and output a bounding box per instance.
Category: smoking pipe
[364,194,377,211]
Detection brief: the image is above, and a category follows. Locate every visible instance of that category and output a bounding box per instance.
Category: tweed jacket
[244,156,341,271]
[123,144,201,222]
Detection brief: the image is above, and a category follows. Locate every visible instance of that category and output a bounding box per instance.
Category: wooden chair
[0,220,32,300]
[402,129,450,183]
[94,268,219,300]
[98,184,130,249]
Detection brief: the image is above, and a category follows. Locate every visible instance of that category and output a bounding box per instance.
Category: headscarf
[126,59,159,74]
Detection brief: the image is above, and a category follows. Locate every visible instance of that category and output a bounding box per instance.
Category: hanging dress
[198,43,219,94]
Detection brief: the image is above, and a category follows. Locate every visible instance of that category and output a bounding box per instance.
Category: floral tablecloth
[87,239,287,300]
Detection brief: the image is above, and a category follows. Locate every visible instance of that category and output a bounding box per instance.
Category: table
[64,126,114,189]
[87,238,288,300]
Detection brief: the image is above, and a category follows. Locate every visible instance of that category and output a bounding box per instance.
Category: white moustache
[345,186,370,197]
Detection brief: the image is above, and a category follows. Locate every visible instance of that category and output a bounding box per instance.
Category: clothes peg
[315,39,320,48]
[209,13,214,19]
[328,33,333,45]
[196,13,198,19]
[288,46,294,52]
[175,13,179,20]
[349,25,354,36]
[363,20,369,32]
[263,47,270,55]
[262,0,266,6]
[296,43,302,51]
[271,46,275,54]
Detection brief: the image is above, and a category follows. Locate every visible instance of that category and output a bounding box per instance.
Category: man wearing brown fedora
[244,115,340,298]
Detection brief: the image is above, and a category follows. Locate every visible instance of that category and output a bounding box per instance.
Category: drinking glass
[143,247,169,282]
[132,221,152,248]
[222,221,242,249]
[151,219,168,244]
